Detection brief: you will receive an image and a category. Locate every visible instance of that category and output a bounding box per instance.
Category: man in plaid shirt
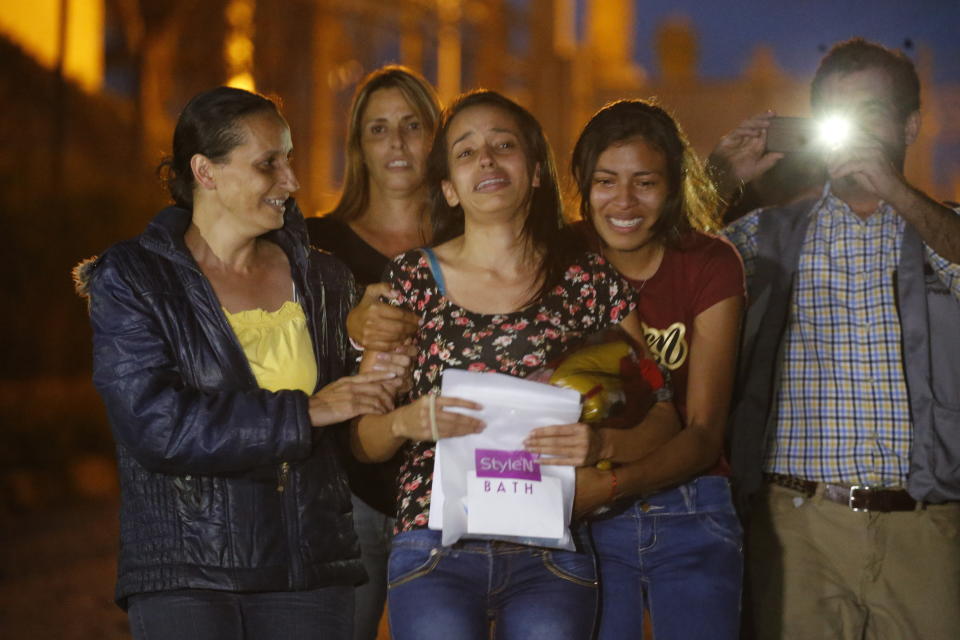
[713,39,960,640]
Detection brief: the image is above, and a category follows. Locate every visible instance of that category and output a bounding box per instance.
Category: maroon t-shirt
[626,231,745,473]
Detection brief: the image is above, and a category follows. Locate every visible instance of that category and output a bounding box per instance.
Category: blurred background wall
[1,0,959,510]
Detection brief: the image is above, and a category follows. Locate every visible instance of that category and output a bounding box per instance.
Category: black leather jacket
[79,204,364,607]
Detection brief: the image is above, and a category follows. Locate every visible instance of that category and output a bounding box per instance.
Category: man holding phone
[713,39,960,640]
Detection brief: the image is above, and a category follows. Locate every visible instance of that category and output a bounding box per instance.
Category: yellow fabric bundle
[549,341,632,423]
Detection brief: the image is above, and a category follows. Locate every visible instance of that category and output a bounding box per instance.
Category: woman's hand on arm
[308,371,400,427]
[351,395,486,463]
[358,344,417,397]
[347,283,420,351]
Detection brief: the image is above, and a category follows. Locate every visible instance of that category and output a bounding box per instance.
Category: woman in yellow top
[79,86,402,640]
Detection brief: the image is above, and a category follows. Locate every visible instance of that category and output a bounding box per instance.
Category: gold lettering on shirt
[642,321,688,370]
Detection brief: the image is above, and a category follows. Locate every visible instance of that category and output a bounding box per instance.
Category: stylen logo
[475,449,541,481]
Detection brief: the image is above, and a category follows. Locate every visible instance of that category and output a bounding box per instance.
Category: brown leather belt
[764,473,919,512]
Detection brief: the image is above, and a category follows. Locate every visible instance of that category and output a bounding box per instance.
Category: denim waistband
[393,526,592,555]
[597,475,734,520]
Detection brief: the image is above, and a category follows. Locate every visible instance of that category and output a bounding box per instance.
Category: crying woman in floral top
[350,90,679,640]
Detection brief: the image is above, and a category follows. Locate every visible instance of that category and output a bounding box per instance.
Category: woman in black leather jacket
[77,87,403,640]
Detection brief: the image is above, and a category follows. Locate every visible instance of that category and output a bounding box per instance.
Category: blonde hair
[330,65,441,221]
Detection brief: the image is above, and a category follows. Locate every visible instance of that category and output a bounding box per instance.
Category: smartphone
[765,117,816,153]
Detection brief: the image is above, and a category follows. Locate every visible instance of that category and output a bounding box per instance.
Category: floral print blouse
[385,249,637,531]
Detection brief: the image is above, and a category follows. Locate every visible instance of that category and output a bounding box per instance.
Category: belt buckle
[849,485,870,512]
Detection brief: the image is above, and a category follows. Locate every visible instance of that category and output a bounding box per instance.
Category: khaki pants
[746,483,960,640]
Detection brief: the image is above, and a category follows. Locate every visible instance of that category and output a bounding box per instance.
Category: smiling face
[588,136,669,255]
[440,104,539,221]
[361,86,429,197]
[208,111,299,235]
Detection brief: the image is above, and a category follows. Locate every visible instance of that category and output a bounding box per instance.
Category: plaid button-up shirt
[724,185,960,486]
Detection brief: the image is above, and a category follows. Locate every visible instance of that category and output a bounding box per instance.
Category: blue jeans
[351,493,395,640]
[127,586,354,640]
[386,528,598,640]
[590,476,743,640]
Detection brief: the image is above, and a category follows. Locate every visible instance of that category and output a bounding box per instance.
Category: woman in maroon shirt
[569,100,746,640]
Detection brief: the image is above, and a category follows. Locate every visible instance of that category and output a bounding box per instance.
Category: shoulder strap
[421,247,448,296]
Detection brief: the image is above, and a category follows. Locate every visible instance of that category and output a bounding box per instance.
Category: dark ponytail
[158,86,281,208]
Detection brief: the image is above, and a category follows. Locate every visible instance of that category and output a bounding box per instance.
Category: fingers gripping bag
[428,332,666,550]
[546,333,669,518]
[429,369,582,550]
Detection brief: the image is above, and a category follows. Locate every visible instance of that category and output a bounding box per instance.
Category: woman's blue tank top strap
[421,247,447,296]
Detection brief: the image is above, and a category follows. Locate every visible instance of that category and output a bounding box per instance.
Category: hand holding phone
[764,117,816,154]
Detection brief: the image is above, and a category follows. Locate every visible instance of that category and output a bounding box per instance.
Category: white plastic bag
[428,369,582,550]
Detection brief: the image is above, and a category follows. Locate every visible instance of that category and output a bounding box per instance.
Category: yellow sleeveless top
[224,300,318,394]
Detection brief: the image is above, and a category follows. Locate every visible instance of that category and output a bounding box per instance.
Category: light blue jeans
[386,528,598,640]
[590,476,743,640]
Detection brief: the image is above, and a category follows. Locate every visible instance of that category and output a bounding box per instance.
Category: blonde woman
[306,66,440,640]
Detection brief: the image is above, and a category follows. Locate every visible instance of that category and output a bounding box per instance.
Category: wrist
[885,180,920,215]
[388,406,410,442]
[707,155,743,203]
[388,409,402,439]
[597,429,615,462]
[608,467,619,502]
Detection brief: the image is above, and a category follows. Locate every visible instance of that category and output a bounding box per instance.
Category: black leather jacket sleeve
[88,250,314,476]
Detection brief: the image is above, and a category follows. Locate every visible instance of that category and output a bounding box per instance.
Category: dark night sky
[622,0,960,84]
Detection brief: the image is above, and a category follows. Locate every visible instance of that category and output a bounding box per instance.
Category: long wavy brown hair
[328,65,441,221]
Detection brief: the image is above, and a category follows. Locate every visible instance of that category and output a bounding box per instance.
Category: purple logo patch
[475,449,541,481]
